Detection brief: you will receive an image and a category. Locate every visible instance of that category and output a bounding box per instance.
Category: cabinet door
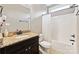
[18,41,39,54]
[27,42,39,54]
[0,48,6,54]
[5,40,29,54]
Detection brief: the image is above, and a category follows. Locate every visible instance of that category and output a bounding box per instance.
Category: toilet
[39,34,51,53]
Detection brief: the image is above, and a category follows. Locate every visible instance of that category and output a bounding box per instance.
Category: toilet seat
[39,41,51,48]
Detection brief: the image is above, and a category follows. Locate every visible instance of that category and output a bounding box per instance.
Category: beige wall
[77,15,79,53]
[30,16,42,34]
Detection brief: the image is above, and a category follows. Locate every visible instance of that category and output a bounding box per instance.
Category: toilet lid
[40,41,51,48]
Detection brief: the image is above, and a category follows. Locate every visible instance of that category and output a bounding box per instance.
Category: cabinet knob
[28,47,31,49]
[25,49,28,51]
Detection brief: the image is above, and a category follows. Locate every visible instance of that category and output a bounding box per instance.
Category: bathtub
[51,40,78,54]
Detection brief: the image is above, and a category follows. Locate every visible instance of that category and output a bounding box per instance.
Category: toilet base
[39,45,51,54]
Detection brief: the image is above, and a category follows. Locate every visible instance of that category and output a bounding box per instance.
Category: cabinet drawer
[28,42,39,54]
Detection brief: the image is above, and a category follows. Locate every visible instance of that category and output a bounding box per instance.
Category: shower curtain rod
[42,4,79,16]
[50,4,78,13]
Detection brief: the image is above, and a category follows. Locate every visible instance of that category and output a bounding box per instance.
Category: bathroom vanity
[0,32,39,54]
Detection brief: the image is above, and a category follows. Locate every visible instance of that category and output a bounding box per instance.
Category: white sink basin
[15,35,29,39]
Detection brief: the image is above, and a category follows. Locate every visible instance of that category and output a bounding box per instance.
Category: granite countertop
[0,32,39,48]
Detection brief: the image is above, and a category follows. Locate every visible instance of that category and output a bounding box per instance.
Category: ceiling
[0,4,62,18]
[0,4,59,14]
[0,4,73,14]
[21,4,57,13]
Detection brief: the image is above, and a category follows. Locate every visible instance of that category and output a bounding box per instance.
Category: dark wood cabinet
[0,36,39,54]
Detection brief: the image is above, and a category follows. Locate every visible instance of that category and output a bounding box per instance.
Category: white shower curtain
[42,7,78,53]
[51,8,78,53]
